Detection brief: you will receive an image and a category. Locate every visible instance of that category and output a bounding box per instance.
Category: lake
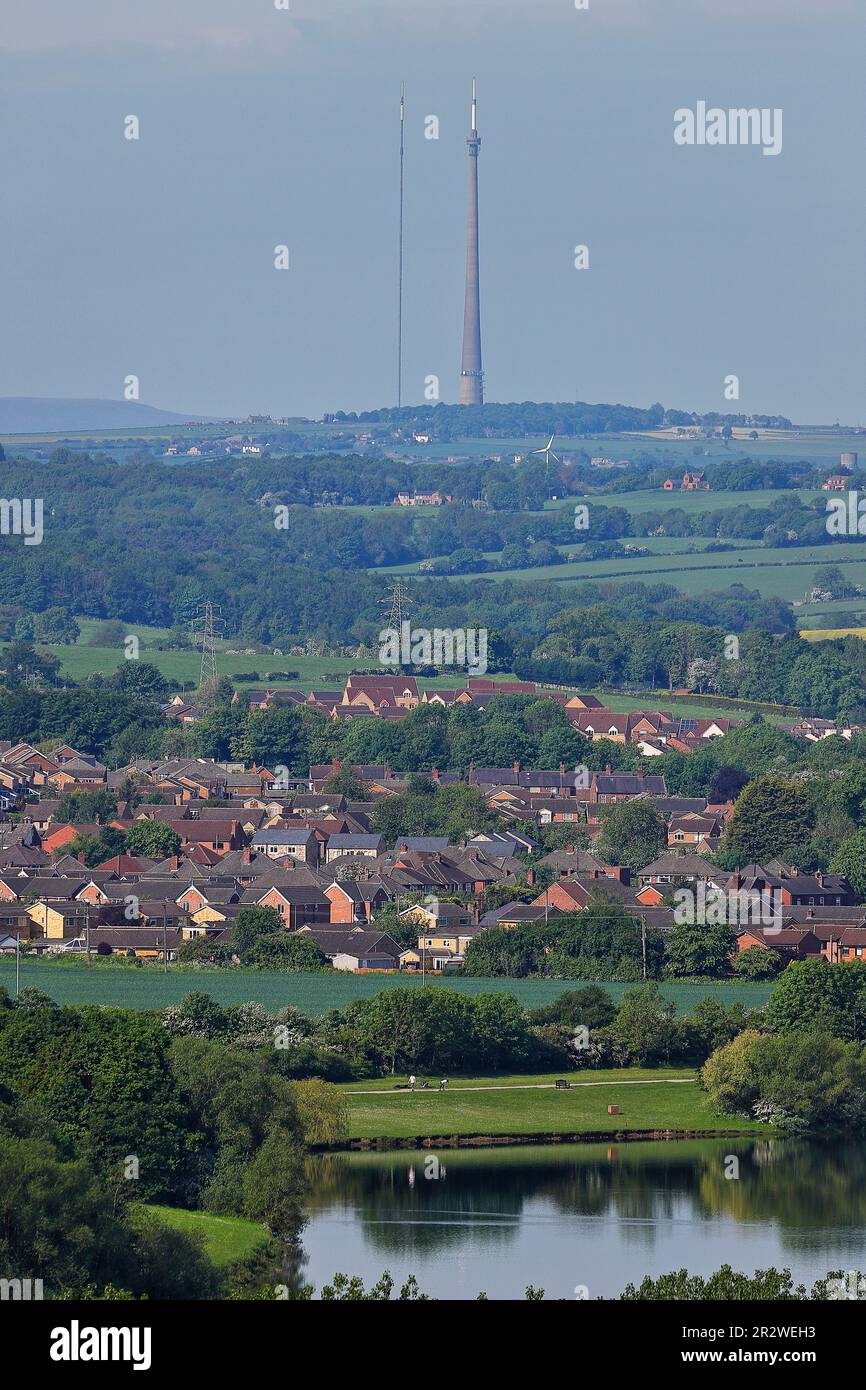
[300,1138,866,1300]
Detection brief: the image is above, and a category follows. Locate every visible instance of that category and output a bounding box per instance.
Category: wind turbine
[532,433,561,477]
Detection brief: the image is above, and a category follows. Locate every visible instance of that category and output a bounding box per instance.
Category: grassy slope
[0,961,774,1016]
[341,1075,764,1140]
[141,1205,267,1266]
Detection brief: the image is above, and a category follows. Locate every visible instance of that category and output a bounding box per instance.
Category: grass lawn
[0,960,774,1016]
[43,627,373,688]
[342,1066,693,1092]
[341,1074,764,1141]
[138,1205,268,1266]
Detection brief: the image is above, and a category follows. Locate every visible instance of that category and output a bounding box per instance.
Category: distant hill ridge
[0,398,214,434]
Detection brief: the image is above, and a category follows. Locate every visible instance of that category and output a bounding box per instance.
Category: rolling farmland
[374,538,866,602]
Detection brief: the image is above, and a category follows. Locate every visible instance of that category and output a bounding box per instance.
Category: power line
[381,579,412,631]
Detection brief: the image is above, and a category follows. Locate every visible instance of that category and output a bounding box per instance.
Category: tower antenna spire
[459,79,483,405]
[397,81,405,409]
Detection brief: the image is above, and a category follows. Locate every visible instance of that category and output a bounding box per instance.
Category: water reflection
[300,1140,866,1298]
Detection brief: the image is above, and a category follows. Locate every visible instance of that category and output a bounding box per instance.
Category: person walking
[408,1073,416,1091]
[439,1078,448,1092]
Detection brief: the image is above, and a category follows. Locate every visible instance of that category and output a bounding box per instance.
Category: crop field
[801,626,866,642]
[0,961,773,1016]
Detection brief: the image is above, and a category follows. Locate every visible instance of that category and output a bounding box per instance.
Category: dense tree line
[0,985,352,1296]
[698,959,866,1135]
[0,447,841,656]
[324,400,792,438]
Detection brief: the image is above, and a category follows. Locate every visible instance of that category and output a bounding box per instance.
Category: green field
[340,1073,765,1141]
[378,538,866,600]
[0,961,773,1016]
[140,1205,268,1266]
[797,599,866,629]
[367,481,866,604]
[591,689,794,722]
[561,486,820,514]
[40,619,807,720]
[48,642,358,688]
[372,533,766,577]
[44,620,504,689]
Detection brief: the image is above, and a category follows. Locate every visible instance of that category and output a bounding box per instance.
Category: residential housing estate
[0,673,861,973]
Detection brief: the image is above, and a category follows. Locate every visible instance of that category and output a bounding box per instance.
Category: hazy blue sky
[2,0,863,422]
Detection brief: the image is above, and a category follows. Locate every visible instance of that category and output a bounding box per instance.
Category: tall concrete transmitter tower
[459,79,484,406]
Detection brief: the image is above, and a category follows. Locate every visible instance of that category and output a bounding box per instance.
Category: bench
[555,1079,570,1090]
